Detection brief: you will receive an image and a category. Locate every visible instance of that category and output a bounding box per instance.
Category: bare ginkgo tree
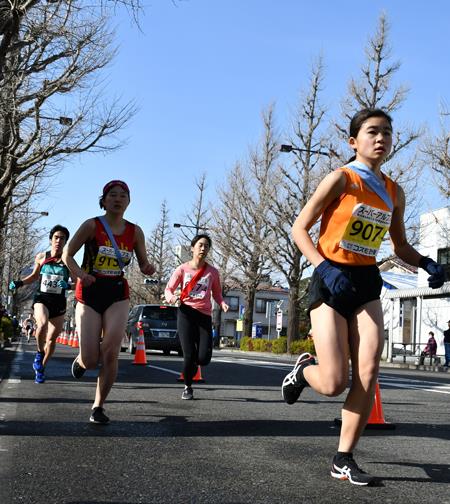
[268,57,332,348]
[335,13,422,243]
[147,200,175,298]
[0,1,139,262]
[176,173,211,242]
[421,104,450,200]
[213,107,276,337]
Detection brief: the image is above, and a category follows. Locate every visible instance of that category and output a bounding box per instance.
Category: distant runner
[10,225,71,383]
[165,234,229,400]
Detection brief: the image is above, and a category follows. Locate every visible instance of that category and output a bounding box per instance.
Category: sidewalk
[214,347,450,373]
[0,341,19,383]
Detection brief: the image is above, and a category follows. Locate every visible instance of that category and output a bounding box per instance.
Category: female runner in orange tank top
[281,109,446,485]
[63,180,156,424]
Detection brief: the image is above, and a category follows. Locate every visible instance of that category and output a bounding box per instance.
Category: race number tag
[340,203,391,257]
[93,245,132,276]
[40,273,63,294]
[183,274,210,300]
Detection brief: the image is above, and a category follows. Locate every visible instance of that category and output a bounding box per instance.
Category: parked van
[122,304,182,356]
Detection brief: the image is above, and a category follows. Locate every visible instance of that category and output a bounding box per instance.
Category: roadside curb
[214,347,450,373]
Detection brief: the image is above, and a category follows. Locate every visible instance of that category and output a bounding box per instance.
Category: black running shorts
[33,293,67,319]
[76,276,129,315]
[308,262,383,320]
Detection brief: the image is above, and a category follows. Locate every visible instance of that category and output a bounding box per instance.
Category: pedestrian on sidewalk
[165,234,229,400]
[62,180,155,424]
[281,108,446,486]
[9,225,71,383]
[443,320,450,367]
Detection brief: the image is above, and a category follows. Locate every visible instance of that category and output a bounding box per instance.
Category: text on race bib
[93,245,133,276]
[183,274,210,300]
[40,273,63,294]
[340,203,392,257]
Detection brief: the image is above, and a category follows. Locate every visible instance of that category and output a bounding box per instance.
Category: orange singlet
[317,167,397,266]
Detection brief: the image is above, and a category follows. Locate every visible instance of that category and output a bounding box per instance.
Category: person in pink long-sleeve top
[165,234,228,400]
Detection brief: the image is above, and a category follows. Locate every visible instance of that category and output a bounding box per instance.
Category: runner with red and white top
[63,180,156,424]
[165,234,228,400]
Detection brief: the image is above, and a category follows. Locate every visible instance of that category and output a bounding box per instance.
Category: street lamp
[173,222,209,232]
[279,144,332,157]
[39,115,73,126]
[15,210,49,216]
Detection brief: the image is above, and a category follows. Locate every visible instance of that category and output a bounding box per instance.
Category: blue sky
[37,0,450,245]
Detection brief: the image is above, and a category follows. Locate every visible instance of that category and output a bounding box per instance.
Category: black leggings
[177,304,213,386]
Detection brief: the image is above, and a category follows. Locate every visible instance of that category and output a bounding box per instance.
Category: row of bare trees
[0,0,143,305]
[135,15,448,349]
[1,10,447,344]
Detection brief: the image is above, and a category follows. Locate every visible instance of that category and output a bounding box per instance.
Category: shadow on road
[2,418,450,441]
[374,461,450,484]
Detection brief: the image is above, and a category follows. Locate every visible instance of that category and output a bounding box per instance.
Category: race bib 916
[339,203,392,257]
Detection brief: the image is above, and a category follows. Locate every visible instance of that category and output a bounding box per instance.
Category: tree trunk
[287,281,301,351]
[243,287,256,338]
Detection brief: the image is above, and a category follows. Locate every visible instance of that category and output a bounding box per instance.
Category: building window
[437,247,450,280]
[255,298,277,314]
[224,296,239,312]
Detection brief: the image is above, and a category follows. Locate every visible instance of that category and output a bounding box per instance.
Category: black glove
[419,257,446,289]
[316,260,356,298]
[9,280,23,291]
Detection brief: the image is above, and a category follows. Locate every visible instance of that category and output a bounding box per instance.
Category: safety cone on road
[132,330,147,365]
[365,382,395,429]
[68,331,74,347]
[72,330,79,349]
[177,365,205,383]
[56,333,62,344]
[61,330,69,346]
[334,381,395,430]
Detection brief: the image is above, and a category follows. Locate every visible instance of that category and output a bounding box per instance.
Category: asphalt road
[0,340,449,504]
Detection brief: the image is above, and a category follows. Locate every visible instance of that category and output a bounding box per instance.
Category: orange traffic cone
[365,382,395,430]
[132,330,147,365]
[68,331,74,347]
[334,381,395,430]
[61,330,68,346]
[56,333,62,344]
[177,366,205,383]
[72,330,79,349]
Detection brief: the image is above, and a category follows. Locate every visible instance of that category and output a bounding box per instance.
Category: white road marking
[213,357,291,371]
[379,375,450,395]
[146,364,181,376]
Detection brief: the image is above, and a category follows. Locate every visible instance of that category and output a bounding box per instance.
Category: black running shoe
[89,407,109,425]
[281,352,315,404]
[181,386,194,400]
[330,455,375,486]
[71,356,86,379]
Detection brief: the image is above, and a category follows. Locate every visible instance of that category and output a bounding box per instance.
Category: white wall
[418,206,450,287]
[418,297,450,354]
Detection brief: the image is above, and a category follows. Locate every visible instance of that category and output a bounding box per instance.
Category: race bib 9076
[339,203,391,257]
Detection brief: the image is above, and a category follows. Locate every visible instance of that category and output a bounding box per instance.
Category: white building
[381,206,450,361]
